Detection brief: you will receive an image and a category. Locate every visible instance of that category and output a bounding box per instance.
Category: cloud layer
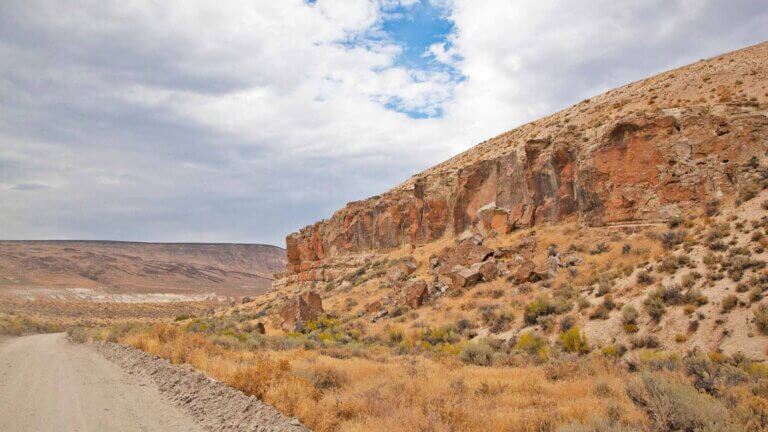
[1,0,766,245]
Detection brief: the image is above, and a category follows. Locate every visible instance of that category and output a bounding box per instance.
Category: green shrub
[460,338,495,366]
[621,304,639,325]
[738,182,759,202]
[626,372,739,432]
[705,200,720,217]
[637,271,654,285]
[721,294,739,313]
[754,303,768,335]
[514,331,547,355]
[559,327,589,354]
[0,313,60,336]
[385,325,404,344]
[644,293,666,321]
[661,230,686,249]
[524,296,556,325]
[66,326,89,343]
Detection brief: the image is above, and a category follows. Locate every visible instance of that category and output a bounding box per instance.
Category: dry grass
[114,324,647,432]
[0,312,62,336]
[0,295,215,327]
[164,189,768,431]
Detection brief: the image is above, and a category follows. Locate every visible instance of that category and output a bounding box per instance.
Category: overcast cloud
[1,0,766,246]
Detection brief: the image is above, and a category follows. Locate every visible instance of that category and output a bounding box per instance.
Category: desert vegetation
[57,188,768,431]
[0,312,61,336]
[68,320,768,432]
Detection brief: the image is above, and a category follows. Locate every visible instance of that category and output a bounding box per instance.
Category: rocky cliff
[282,42,768,283]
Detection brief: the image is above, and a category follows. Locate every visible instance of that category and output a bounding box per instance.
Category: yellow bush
[559,327,589,354]
[385,325,404,343]
[515,331,547,355]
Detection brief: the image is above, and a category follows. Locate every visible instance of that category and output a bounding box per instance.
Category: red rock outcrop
[280,42,768,282]
[279,290,324,331]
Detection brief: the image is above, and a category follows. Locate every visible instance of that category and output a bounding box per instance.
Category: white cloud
[0,0,766,244]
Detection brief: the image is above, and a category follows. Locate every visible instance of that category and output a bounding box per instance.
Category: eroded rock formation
[279,43,768,285]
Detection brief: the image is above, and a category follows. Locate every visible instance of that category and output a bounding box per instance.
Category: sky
[1,0,767,246]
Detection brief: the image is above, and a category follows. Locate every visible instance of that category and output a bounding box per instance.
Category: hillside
[256,42,768,355]
[0,240,286,300]
[284,41,768,270]
[82,42,768,432]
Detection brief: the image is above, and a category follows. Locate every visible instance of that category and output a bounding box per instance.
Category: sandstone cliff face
[283,42,768,280]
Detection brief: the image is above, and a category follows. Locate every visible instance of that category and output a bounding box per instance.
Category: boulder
[512,259,537,283]
[476,204,512,235]
[562,254,581,267]
[403,279,428,308]
[456,229,484,245]
[453,241,494,266]
[254,322,266,335]
[513,236,538,255]
[479,259,498,282]
[428,281,449,297]
[428,239,493,278]
[387,257,417,283]
[428,255,443,270]
[509,204,536,229]
[279,290,324,331]
[371,309,388,323]
[450,264,483,288]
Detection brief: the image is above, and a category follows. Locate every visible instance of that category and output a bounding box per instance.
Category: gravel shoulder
[0,333,204,432]
[92,340,309,432]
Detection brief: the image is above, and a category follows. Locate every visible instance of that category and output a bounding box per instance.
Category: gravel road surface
[0,333,204,432]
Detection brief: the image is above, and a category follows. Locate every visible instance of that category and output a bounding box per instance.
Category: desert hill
[284,41,768,269]
[0,240,286,300]
[246,41,768,361]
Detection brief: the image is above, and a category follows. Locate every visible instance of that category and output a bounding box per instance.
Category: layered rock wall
[285,106,768,277]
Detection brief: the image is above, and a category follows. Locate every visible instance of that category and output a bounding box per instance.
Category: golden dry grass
[0,312,62,336]
[117,324,646,432]
[0,295,216,326]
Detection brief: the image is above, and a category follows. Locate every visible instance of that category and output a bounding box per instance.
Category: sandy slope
[0,333,204,432]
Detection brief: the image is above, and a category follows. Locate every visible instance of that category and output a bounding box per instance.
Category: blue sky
[382,1,455,71]
[377,0,461,118]
[1,0,767,245]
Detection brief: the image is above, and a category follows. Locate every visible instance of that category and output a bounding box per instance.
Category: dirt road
[0,333,204,432]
